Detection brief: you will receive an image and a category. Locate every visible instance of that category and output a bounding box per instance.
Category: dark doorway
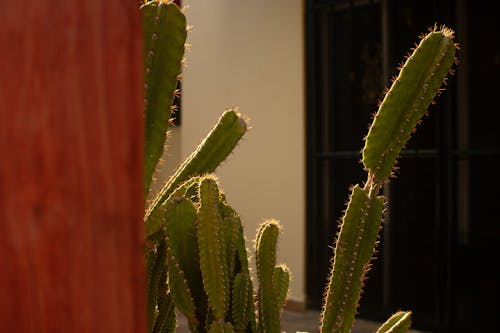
[305,0,500,332]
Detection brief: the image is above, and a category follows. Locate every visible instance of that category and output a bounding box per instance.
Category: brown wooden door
[0,1,146,332]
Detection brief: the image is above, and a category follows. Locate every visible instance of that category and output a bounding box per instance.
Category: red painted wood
[0,1,146,332]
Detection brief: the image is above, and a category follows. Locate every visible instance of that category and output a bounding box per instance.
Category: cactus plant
[256,221,291,333]
[139,1,457,332]
[152,174,287,333]
[320,25,458,333]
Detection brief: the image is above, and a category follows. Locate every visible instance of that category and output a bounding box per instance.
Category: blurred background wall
[154,0,307,305]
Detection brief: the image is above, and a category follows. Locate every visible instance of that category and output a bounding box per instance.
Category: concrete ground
[175,310,386,333]
[280,310,381,333]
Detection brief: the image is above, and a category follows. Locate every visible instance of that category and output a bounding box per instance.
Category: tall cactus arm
[246,280,257,333]
[159,293,177,333]
[166,247,198,331]
[219,201,243,281]
[141,0,187,196]
[198,176,228,321]
[232,272,252,332]
[146,110,247,220]
[362,26,457,185]
[376,311,412,333]
[255,220,281,333]
[163,195,201,331]
[320,185,384,333]
[153,273,176,333]
[147,240,168,333]
[273,265,290,313]
[232,213,250,276]
[163,194,201,289]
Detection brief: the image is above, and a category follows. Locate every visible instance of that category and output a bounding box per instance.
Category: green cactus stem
[166,248,198,331]
[231,210,251,276]
[208,321,225,333]
[274,265,290,312]
[246,281,257,333]
[208,322,234,333]
[163,194,201,291]
[362,26,457,185]
[321,25,457,333]
[224,322,235,333]
[153,274,176,333]
[256,220,285,333]
[376,311,412,333]
[219,201,242,287]
[320,186,384,333]
[198,176,228,321]
[163,196,200,331]
[145,110,247,224]
[158,293,177,333]
[147,240,168,333]
[231,273,252,332]
[145,176,201,239]
[141,0,187,197]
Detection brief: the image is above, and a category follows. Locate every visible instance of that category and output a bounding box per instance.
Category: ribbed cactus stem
[219,201,242,283]
[208,321,225,333]
[217,212,233,303]
[320,185,384,333]
[162,297,177,333]
[256,220,281,333]
[146,110,247,221]
[234,217,250,275]
[163,195,200,331]
[166,246,198,331]
[209,322,235,333]
[198,176,228,321]
[224,322,235,333]
[362,26,457,184]
[163,194,201,289]
[246,282,257,333]
[145,176,201,239]
[141,0,187,196]
[147,240,168,333]
[376,311,412,333]
[274,265,290,313]
[232,273,252,331]
[152,275,176,333]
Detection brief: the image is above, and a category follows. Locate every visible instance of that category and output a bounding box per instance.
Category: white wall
[181,0,305,303]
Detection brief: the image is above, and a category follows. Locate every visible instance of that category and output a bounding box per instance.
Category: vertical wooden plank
[0,1,145,332]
